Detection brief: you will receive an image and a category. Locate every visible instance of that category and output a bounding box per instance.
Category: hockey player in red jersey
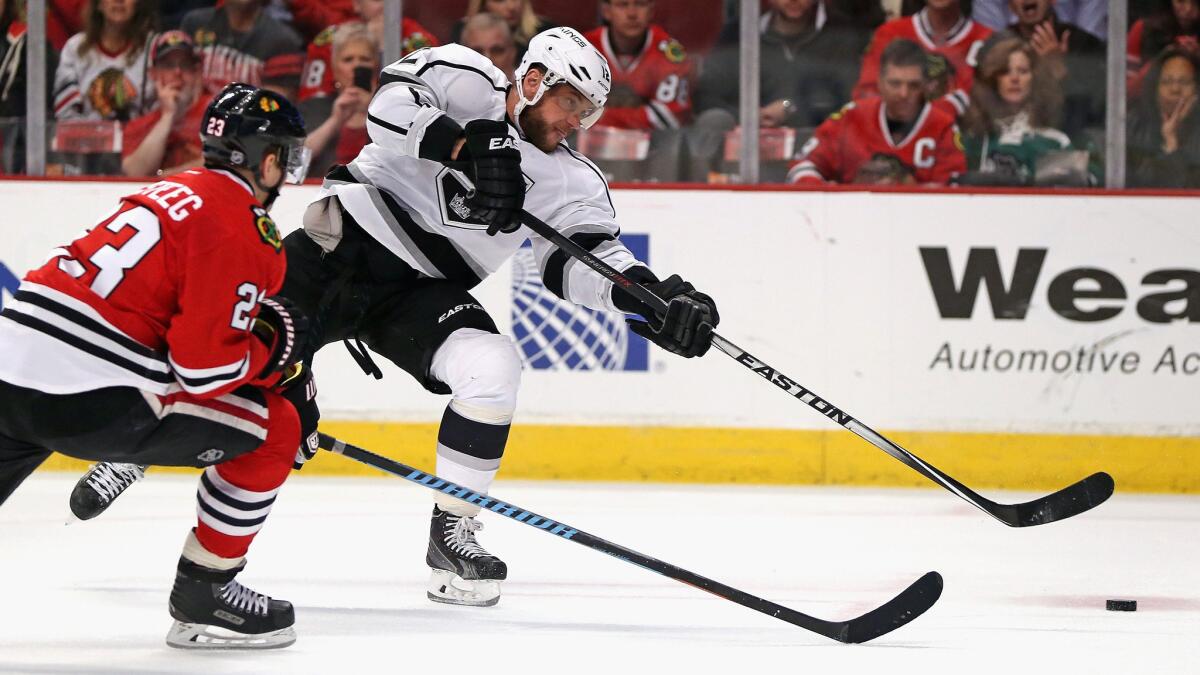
[853,0,992,116]
[789,39,966,185]
[0,83,314,649]
[298,5,438,103]
[585,0,693,130]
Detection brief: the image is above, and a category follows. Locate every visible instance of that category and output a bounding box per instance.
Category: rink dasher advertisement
[3,180,1196,489]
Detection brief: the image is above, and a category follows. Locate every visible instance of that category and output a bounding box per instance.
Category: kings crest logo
[511,235,649,371]
[0,261,18,311]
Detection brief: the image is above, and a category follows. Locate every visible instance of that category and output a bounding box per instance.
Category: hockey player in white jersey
[71,27,719,608]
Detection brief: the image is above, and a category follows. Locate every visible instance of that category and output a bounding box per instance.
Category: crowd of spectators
[0,0,1194,189]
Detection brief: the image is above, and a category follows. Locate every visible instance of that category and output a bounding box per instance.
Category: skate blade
[427,569,501,607]
[165,620,296,650]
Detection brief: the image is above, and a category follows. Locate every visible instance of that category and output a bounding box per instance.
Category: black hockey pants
[0,379,268,508]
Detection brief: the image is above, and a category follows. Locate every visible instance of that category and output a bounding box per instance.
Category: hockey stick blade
[990,471,1115,527]
[317,433,942,643]
[517,209,1114,527]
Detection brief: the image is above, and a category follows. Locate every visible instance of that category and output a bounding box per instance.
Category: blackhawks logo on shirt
[86,68,137,119]
[313,26,335,47]
[661,38,686,63]
[192,29,216,47]
[251,206,282,252]
[403,32,433,55]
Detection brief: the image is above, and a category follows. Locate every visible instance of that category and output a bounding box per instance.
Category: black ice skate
[426,506,507,607]
[69,462,146,520]
[166,557,296,649]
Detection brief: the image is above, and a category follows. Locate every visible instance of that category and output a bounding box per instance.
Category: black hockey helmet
[201,82,310,185]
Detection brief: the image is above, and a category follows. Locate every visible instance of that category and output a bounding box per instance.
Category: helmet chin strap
[513,77,550,124]
[253,167,283,210]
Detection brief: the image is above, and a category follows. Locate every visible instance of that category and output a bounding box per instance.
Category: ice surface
[1,473,1196,674]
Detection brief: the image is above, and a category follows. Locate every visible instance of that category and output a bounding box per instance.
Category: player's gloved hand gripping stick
[516,209,1115,528]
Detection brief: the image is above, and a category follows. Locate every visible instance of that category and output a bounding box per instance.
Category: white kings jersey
[310,44,646,314]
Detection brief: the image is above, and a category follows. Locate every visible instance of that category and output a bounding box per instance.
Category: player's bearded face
[521,85,587,153]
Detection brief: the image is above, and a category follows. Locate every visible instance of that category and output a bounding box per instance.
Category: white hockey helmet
[513,27,612,129]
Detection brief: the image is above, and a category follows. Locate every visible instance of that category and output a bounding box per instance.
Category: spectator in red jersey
[976,0,1105,141]
[1129,0,1200,95]
[788,39,965,185]
[958,37,1093,186]
[297,0,438,103]
[451,0,556,60]
[854,0,992,117]
[53,0,158,121]
[1127,47,1200,187]
[586,0,692,131]
[121,30,208,176]
[181,0,305,100]
[462,12,517,81]
[299,22,377,176]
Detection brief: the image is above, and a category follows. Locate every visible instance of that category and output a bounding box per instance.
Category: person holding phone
[299,22,378,176]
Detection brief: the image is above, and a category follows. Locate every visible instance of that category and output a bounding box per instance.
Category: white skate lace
[219,580,270,616]
[85,463,146,503]
[445,515,491,559]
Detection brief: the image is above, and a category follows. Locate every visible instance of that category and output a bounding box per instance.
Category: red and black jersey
[298,19,439,102]
[787,97,966,185]
[853,9,992,116]
[586,24,693,130]
[0,168,286,398]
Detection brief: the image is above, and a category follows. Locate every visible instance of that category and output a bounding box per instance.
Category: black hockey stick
[317,432,942,643]
[518,210,1114,527]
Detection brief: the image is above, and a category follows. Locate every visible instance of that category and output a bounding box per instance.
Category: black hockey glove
[251,296,311,379]
[628,275,720,358]
[276,363,321,470]
[454,119,524,236]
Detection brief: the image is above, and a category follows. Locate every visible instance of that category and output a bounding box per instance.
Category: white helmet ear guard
[514,27,612,129]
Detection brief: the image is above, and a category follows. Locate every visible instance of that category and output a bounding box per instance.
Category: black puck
[1106,599,1137,611]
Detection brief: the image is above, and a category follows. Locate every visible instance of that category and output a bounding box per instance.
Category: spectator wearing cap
[181,0,305,100]
[462,12,517,81]
[121,30,207,176]
[299,21,377,176]
[53,0,158,121]
[297,0,438,103]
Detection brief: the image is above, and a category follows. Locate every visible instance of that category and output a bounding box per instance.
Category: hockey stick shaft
[517,210,1028,524]
[317,432,940,643]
